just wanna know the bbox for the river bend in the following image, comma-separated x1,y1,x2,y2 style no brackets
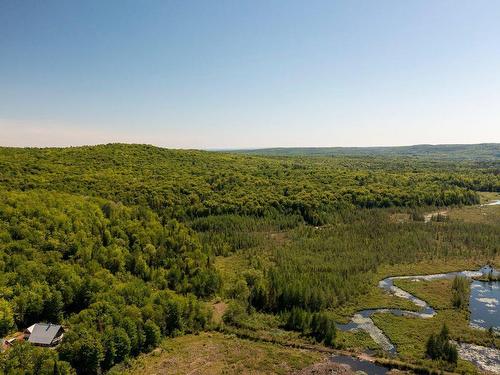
337,266,500,373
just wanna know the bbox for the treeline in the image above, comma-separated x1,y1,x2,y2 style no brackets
0,145,497,224
0,190,216,373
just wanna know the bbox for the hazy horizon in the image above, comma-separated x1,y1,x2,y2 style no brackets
2,1,500,148
1,141,499,152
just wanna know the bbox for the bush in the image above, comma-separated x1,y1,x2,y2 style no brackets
426,324,458,364
222,301,246,326
144,320,162,352
310,312,336,346
285,307,310,332
451,276,469,309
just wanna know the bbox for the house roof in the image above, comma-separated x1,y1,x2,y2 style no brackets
27,323,63,345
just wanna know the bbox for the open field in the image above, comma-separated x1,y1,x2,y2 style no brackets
113,332,325,375
393,278,455,310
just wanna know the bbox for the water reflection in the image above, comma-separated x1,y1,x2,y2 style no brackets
470,280,500,332
330,355,389,375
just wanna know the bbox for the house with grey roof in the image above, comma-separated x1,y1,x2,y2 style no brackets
24,323,64,347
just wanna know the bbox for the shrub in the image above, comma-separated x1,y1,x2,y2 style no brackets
426,324,458,364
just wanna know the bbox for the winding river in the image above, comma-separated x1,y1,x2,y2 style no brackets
337,266,500,373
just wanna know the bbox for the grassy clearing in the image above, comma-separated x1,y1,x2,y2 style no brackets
448,201,500,225
448,193,500,226
331,286,419,323
116,332,324,375
394,278,454,310
477,191,500,204
336,329,380,352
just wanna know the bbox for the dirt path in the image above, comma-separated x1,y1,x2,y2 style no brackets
211,300,228,324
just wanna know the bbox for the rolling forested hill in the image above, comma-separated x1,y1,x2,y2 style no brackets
0,144,499,374
1,144,498,224
236,143,500,162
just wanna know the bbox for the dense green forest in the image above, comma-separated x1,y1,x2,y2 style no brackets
0,190,214,374
0,144,498,224
0,144,499,374
237,143,500,162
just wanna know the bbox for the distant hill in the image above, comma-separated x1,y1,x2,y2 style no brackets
235,143,500,161
1,144,497,221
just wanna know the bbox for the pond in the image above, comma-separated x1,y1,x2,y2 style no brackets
330,355,389,375
470,279,500,333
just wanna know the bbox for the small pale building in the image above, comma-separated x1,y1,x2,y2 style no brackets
24,323,64,347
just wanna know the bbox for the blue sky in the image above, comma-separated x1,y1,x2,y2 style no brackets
1,0,499,148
